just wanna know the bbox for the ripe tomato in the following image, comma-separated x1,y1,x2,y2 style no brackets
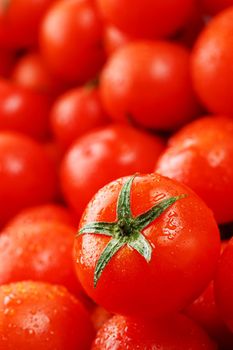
50,86,109,150
75,173,220,318
40,0,105,83
215,237,233,333
97,0,196,39
91,306,112,332
0,0,57,49
0,132,57,226
100,41,199,131
0,49,14,77
12,52,64,95
0,281,94,350
156,116,233,224
192,7,233,116
92,314,216,349
103,26,131,56
0,221,82,296
200,0,233,15
61,125,164,218
6,204,75,229
0,79,51,140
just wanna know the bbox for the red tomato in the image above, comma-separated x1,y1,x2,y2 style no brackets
100,41,199,131
215,237,233,333
156,116,233,224
200,0,233,15
50,86,109,150
0,221,82,296
61,125,165,218
0,0,57,49
6,204,75,229
192,7,233,116
97,0,196,39
91,306,112,332
0,49,14,77
92,314,216,349
0,79,51,140
12,52,64,95
0,281,94,350
40,0,105,83
75,173,220,318
104,26,131,56
0,132,57,226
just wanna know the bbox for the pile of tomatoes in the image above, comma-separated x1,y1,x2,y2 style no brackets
1,0,233,349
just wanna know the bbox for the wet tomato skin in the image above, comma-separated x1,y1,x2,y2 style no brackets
75,173,220,318
0,281,94,350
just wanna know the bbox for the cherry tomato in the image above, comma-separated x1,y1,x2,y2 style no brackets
0,281,94,350
0,79,51,140
0,221,82,296
0,49,14,77
97,0,196,39
103,26,131,56
0,132,57,226
40,0,105,83
50,85,109,150
12,52,64,95
100,41,199,131
192,7,233,116
61,125,165,218
0,0,57,49
91,306,112,332
215,237,233,333
156,116,233,224
6,204,75,229
92,314,216,349
200,0,233,15
75,173,220,318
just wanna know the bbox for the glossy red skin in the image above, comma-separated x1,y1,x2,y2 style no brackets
104,26,131,56
0,79,51,140
40,0,105,83
12,52,64,95
92,314,216,349
6,204,76,229
100,41,199,131
0,0,57,49
200,0,233,15
192,8,233,116
0,49,14,77
0,132,57,226
91,306,112,332
0,281,94,350
61,125,165,218
156,116,233,224
215,237,233,333
0,221,83,296
50,86,109,150
75,173,220,318
97,0,196,39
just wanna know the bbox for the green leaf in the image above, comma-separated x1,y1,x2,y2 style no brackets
117,175,136,221
128,232,152,263
79,222,116,236
94,237,125,287
135,195,186,231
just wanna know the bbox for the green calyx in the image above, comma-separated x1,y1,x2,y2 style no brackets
78,174,186,287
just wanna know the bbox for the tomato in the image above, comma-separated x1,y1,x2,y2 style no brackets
61,125,165,218
91,306,112,332
0,281,94,350
100,41,199,131
215,237,233,333
74,173,220,318
0,221,83,296
156,116,233,224
0,79,51,140
103,26,131,56
192,7,233,116
12,52,64,95
50,85,109,150
0,0,57,49
200,0,233,15
0,49,14,77
40,0,105,83
92,314,216,349
0,132,57,226
97,0,196,39
5,204,75,229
